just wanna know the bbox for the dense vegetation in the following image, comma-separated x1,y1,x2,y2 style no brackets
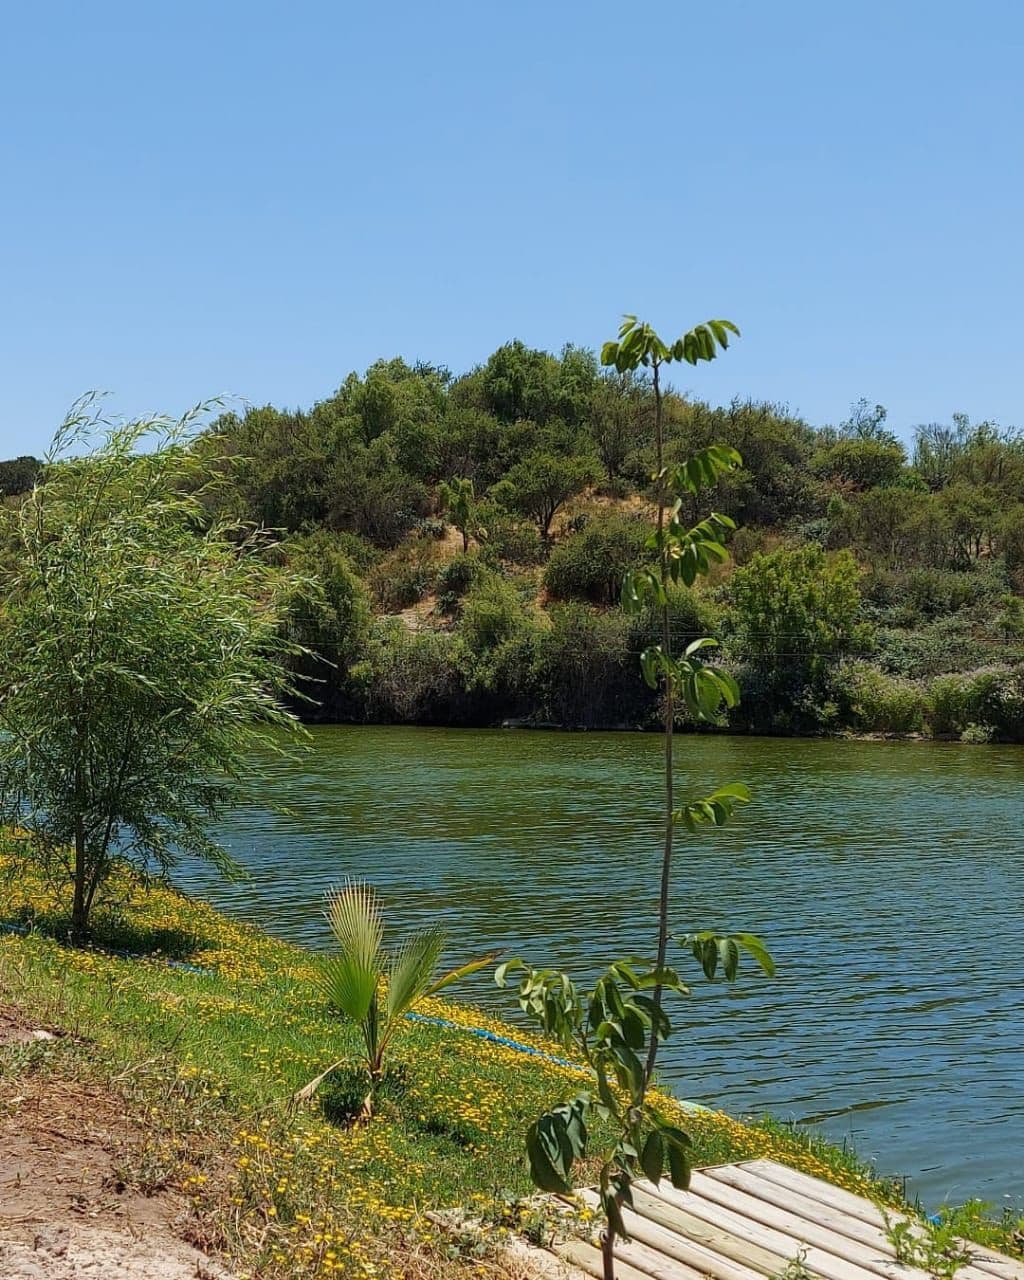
7,349,1024,739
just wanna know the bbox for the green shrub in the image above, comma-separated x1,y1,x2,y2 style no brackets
352,621,466,722
630,583,722,655
926,665,1024,740
474,502,544,566
875,615,986,678
832,662,925,734
533,605,640,727
327,531,381,574
543,513,646,604
458,577,533,657
416,516,448,540
900,565,1005,622
435,553,486,615
277,532,374,716
368,540,442,611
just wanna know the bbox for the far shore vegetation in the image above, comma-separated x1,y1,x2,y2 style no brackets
2,345,1023,742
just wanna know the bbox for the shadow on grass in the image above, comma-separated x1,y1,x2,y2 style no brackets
5,905,203,962
319,1064,409,1127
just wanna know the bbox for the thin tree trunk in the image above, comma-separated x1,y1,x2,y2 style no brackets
71,802,88,942
602,1220,617,1280
644,358,673,1092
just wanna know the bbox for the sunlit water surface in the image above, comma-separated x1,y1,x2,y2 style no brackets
174,726,1024,1209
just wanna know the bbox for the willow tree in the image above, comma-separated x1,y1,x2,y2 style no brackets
0,398,306,940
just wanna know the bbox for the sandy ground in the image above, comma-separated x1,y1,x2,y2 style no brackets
0,1008,233,1280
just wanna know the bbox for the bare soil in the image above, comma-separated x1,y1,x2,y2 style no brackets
0,1006,232,1280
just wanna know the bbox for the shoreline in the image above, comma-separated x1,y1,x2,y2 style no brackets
1,848,1020,1277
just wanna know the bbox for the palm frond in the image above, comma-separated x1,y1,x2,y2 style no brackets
424,949,504,999
321,880,384,1020
319,953,378,1021
386,927,446,1021
324,879,383,964
293,1056,347,1106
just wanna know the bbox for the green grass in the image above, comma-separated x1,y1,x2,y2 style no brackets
1,846,1019,1278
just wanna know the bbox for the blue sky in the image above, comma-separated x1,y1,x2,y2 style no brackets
1,1,1021,455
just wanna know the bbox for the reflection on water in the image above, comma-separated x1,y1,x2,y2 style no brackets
176,726,1024,1208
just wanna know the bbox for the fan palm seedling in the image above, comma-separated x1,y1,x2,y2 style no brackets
295,880,498,1117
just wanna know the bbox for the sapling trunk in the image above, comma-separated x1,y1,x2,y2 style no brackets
602,1220,617,1280
643,357,673,1094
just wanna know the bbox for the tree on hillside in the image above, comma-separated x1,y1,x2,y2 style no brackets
728,544,870,723
588,369,649,480
490,449,596,543
0,399,307,940
0,455,41,498
438,476,478,552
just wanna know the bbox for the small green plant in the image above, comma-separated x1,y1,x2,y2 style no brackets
497,933,773,1276
295,880,498,1117
773,1246,812,1280
881,1207,974,1280
496,309,775,1280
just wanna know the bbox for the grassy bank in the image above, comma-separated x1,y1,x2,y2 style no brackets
0,840,1016,1278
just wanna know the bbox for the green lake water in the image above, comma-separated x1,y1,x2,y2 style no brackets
176,726,1024,1209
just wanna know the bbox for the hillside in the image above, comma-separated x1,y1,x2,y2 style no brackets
5,344,1024,739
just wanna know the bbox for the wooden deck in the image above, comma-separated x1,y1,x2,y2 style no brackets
540,1160,1024,1280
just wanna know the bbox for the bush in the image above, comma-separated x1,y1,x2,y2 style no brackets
630,583,722,655
831,662,925,734
277,533,374,717
327,531,381,574
899,565,1005,624
352,621,466,722
875,614,1009,679
475,502,544,566
812,437,906,491
926,665,1024,740
458,577,533,658
369,540,443,611
533,605,641,727
436,553,486,615
543,513,646,605
723,525,768,566
416,516,448,540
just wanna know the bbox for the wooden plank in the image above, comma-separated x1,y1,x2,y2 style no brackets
713,1163,1024,1280
708,1164,899,1250
740,1161,1024,1280
577,1188,771,1280
637,1177,900,1280
612,1232,733,1280
688,1169,950,1280
552,1237,653,1280
629,1185,794,1277
740,1161,890,1228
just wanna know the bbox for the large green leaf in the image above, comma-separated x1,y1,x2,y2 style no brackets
319,952,378,1021
525,1097,590,1194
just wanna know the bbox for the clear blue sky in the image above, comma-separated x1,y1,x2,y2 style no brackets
1,0,1021,455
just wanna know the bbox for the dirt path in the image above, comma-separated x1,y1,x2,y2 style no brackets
0,1008,233,1280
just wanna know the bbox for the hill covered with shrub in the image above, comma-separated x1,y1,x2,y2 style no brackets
9,344,1024,739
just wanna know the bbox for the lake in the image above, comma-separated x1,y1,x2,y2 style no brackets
176,725,1024,1210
